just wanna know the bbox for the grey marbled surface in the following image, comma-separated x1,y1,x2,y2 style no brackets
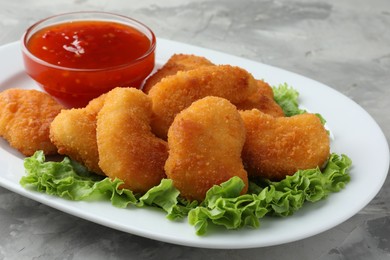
0,0,390,259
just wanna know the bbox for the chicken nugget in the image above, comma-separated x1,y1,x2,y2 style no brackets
84,93,106,114
49,94,106,175
240,109,330,180
97,87,168,193
0,88,64,156
142,54,214,93
236,80,285,117
149,65,258,139
165,96,248,201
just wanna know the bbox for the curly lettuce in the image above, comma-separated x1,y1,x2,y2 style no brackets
20,152,351,235
273,83,306,116
20,151,137,208
273,83,326,124
187,153,351,235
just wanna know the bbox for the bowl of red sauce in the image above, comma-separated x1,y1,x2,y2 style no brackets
21,11,156,107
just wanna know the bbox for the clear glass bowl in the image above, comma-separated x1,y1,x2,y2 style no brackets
21,11,156,107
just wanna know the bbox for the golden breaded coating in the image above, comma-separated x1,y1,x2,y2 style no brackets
97,87,168,193
236,80,285,117
0,88,64,156
50,94,106,175
84,93,106,114
240,109,330,180
142,54,214,93
165,96,248,201
149,65,258,139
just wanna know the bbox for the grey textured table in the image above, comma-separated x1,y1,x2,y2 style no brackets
1,0,390,259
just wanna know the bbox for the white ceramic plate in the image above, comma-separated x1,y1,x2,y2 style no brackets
0,39,389,249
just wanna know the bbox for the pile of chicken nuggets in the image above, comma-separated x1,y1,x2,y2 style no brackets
0,54,330,202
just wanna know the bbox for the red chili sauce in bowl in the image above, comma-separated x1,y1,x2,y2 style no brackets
22,12,156,107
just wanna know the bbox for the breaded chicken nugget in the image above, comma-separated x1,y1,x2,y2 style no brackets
0,88,64,156
240,109,330,180
50,94,106,175
236,80,285,117
142,54,214,93
97,87,168,193
149,65,258,139
84,93,106,114
165,96,248,201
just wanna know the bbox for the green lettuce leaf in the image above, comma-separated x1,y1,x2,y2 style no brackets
20,151,351,235
137,178,180,213
273,83,327,125
273,83,306,116
20,151,137,208
20,151,194,215
188,153,351,235
188,177,270,235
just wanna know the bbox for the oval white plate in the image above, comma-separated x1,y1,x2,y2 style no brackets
0,39,389,249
